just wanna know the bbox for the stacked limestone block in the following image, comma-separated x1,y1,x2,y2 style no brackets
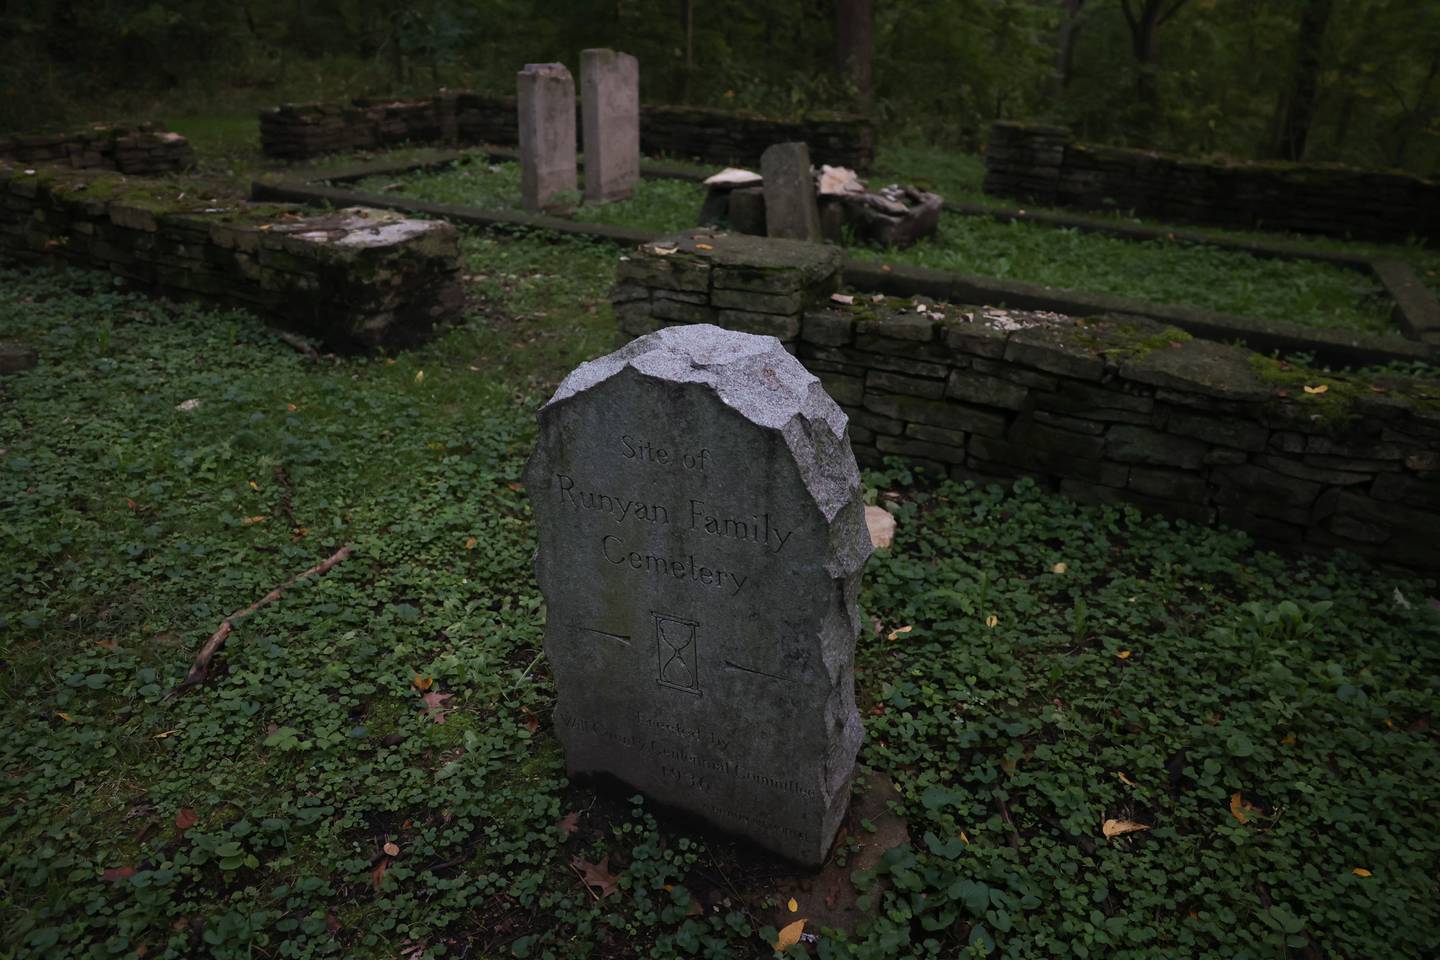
608,231,1440,572
981,121,1073,205
610,229,841,345
983,121,1439,243
639,105,874,170
0,122,193,175
259,92,874,168
0,165,463,351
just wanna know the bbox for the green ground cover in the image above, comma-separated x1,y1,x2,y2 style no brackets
351,156,1395,336
2,243,1438,959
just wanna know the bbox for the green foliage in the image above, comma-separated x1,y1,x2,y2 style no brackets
851,214,1396,335
1,257,1437,958
351,157,702,235
362,152,1394,334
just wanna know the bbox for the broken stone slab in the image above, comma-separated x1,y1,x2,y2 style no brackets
762,142,823,242
524,323,871,866
517,62,578,212
580,49,640,203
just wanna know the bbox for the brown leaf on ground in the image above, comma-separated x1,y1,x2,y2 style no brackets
174,808,198,831
370,858,389,889
383,842,400,857
774,918,807,950
421,691,453,724
1230,792,1258,824
102,866,136,882
572,856,619,898
1102,819,1151,838
556,812,580,838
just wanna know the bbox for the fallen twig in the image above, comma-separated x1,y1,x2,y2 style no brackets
992,788,1023,854
275,330,319,361
165,544,353,698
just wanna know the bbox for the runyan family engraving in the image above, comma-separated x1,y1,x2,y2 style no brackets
525,324,871,865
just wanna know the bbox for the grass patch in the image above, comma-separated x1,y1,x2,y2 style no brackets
361,152,1396,336
850,215,1396,335
351,157,702,235
1,250,1437,958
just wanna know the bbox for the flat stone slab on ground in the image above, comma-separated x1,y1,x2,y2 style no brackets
0,339,37,374
525,323,871,866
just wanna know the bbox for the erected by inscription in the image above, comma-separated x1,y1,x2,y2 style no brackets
525,324,870,865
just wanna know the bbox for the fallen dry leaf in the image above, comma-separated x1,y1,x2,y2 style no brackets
1052,562,1068,574
1303,384,1329,395
787,897,799,913
371,859,388,888
572,856,619,898
694,242,713,251
1117,650,1132,660
241,515,267,526
651,244,678,256
383,842,400,857
102,866,136,882
985,615,999,628
1102,819,1151,838
557,812,580,838
1117,771,1138,787
830,293,855,305
1352,867,1372,878
412,675,434,692
464,536,477,550
886,624,913,641
248,480,260,492
421,691,453,724
960,830,971,845
1229,792,1258,824
174,808,198,831
774,918,807,951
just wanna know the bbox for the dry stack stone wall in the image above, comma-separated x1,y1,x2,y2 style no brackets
612,231,1440,573
984,121,1439,244
261,94,874,169
0,165,463,351
0,123,194,176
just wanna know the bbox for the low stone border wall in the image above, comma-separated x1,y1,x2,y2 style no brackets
253,174,1434,365
260,94,874,169
983,121,1438,245
0,122,193,176
614,231,1440,573
1,165,462,350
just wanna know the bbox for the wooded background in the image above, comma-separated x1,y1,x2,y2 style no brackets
3,0,1437,173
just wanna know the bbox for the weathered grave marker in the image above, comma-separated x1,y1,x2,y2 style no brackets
517,62,577,212
580,48,640,204
761,141,821,241
525,324,870,866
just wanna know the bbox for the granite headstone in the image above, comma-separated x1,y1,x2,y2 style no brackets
580,48,640,203
525,324,870,866
761,141,821,241
517,62,578,212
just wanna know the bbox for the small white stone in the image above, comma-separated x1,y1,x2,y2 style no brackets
865,504,896,549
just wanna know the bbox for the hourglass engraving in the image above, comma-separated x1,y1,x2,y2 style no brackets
653,613,701,695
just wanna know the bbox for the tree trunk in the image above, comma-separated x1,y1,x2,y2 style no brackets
1120,0,1188,138
835,0,874,108
1056,0,1086,92
680,0,694,102
1272,0,1333,160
